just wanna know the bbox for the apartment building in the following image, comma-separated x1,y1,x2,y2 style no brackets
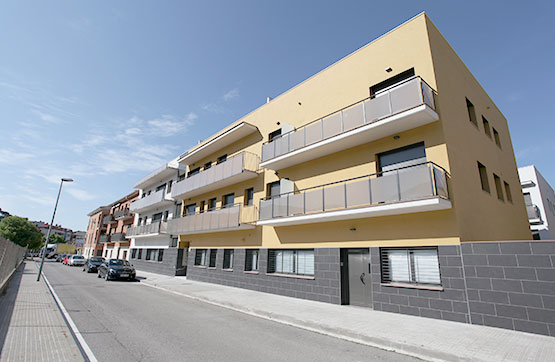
127,13,535,328
84,206,111,258
33,221,74,242
100,191,139,260
518,165,555,240
127,159,187,275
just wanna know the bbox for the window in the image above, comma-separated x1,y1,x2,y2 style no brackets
167,180,173,193
217,154,227,164
131,249,137,259
223,249,234,270
493,128,501,148
137,249,143,259
482,116,492,138
466,98,477,127
187,167,200,177
268,249,314,276
185,203,196,216
199,200,206,213
138,217,142,225
209,249,217,268
268,129,282,142
156,183,166,192
532,232,540,240
369,68,415,98
244,188,254,206
146,249,158,261
380,247,441,286
478,162,490,193
245,249,259,271
163,210,169,221
158,249,164,262
267,181,281,199
208,198,217,211
170,237,178,247
223,193,235,208
204,162,212,170
493,174,504,201
194,249,208,266
177,173,185,182
152,213,163,222
175,202,182,217
377,142,426,173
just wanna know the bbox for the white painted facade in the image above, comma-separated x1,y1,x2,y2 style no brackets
518,165,555,240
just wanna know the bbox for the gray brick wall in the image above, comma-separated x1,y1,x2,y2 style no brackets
370,245,470,324
186,248,341,304
462,241,555,336
131,247,183,276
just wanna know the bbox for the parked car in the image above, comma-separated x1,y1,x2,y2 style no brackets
97,259,136,281
56,254,66,262
62,254,72,265
68,255,85,266
83,257,105,273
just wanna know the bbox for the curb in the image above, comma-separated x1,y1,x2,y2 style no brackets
140,281,460,362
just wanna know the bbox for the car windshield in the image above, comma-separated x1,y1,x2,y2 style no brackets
109,260,130,266
90,257,103,262
73,256,84,259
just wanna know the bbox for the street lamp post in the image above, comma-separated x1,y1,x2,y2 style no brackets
37,178,73,282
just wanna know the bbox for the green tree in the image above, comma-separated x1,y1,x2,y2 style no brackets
0,216,43,249
48,234,66,244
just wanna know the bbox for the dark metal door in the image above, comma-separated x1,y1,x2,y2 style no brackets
347,249,372,307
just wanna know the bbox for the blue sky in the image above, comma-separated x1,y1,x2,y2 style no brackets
1,1,554,231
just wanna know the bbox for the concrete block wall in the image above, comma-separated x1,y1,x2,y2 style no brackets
462,241,555,336
370,245,470,324
186,248,342,304
131,247,180,276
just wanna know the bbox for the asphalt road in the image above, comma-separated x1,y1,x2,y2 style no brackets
42,260,417,362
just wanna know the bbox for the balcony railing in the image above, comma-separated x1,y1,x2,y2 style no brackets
259,162,448,222
114,209,133,220
167,204,257,235
99,234,110,243
261,77,436,165
110,232,127,242
126,221,167,237
172,151,259,199
129,189,169,213
526,204,542,223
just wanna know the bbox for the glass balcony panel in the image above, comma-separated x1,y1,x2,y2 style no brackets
259,199,273,220
223,158,233,177
342,102,364,131
231,153,243,175
371,173,399,204
209,210,219,230
217,208,228,229
399,165,433,200
305,121,323,146
389,79,420,114
213,162,224,182
288,193,304,216
421,81,435,109
322,113,342,139
346,179,371,208
275,134,289,157
433,167,448,198
290,128,305,151
364,92,391,123
262,142,274,162
305,188,323,214
273,196,288,218
324,184,345,211
229,206,240,227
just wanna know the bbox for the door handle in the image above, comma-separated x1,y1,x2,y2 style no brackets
360,272,366,285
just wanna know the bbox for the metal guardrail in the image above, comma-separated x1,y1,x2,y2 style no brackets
259,162,448,221
99,234,110,243
129,189,166,213
102,215,116,224
127,221,168,237
167,204,257,235
171,151,259,199
261,76,435,162
114,209,133,220
110,232,127,242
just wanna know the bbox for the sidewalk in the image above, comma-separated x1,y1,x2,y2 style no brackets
138,270,555,362
0,261,84,362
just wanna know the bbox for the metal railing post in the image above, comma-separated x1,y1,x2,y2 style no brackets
396,170,401,201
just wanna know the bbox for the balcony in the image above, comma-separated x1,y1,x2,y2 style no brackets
129,189,173,214
172,152,259,200
114,209,134,221
102,215,117,225
257,162,450,227
526,204,542,225
110,232,127,242
127,221,168,238
99,234,110,243
167,204,256,235
260,77,438,170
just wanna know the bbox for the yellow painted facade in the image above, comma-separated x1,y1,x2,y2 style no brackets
177,13,531,250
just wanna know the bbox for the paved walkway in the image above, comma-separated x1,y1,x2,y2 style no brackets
0,261,84,362
138,270,555,362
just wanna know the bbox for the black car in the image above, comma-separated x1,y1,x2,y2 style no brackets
97,259,136,281
83,256,105,273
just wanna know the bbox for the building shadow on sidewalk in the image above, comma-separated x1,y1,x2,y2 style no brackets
0,262,25,355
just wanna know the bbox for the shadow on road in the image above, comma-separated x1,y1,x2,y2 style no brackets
0,262,25,355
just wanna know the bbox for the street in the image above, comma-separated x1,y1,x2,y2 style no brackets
41,260,416,362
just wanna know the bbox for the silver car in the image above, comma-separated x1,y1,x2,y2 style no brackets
68,255,85,266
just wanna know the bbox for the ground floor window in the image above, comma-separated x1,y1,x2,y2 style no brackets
268,249,315,276
131,249,137,259
223,249,234,270
158,249,164,262
209,249,217,267
146,249,158,261
245,249,259,271
137,249,142,259
380,247,441,286
194,249,208,266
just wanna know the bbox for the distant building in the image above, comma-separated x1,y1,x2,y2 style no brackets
32,221,73,242
72,231,86,247
518,165,555,240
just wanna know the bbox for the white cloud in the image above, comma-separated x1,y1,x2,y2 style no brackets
200,103,226,114
0,149,34,165
223,88,239,102
66,188,96,201
31,109,60,123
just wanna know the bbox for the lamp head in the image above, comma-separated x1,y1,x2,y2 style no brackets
61,178,74,182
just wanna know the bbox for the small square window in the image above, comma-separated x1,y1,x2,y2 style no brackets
482,116,492,138
504,181,512,203
217,154,227,164
493,128,502,148
194,249,208,266
223,249,234,270
493,174,504,201
244,188,254,206
245,249,259,271
477,162,490,193
466,98,477,127
208,198,217,211
380,247,441,286
223,193,235,208
204,162,212,170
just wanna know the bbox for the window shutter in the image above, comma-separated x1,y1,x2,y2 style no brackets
209,249,217,267
245,250,253,271
413,249,441,284
195,250,202,265
267,250,277,273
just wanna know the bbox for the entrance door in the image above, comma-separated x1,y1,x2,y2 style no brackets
345,249,372,307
